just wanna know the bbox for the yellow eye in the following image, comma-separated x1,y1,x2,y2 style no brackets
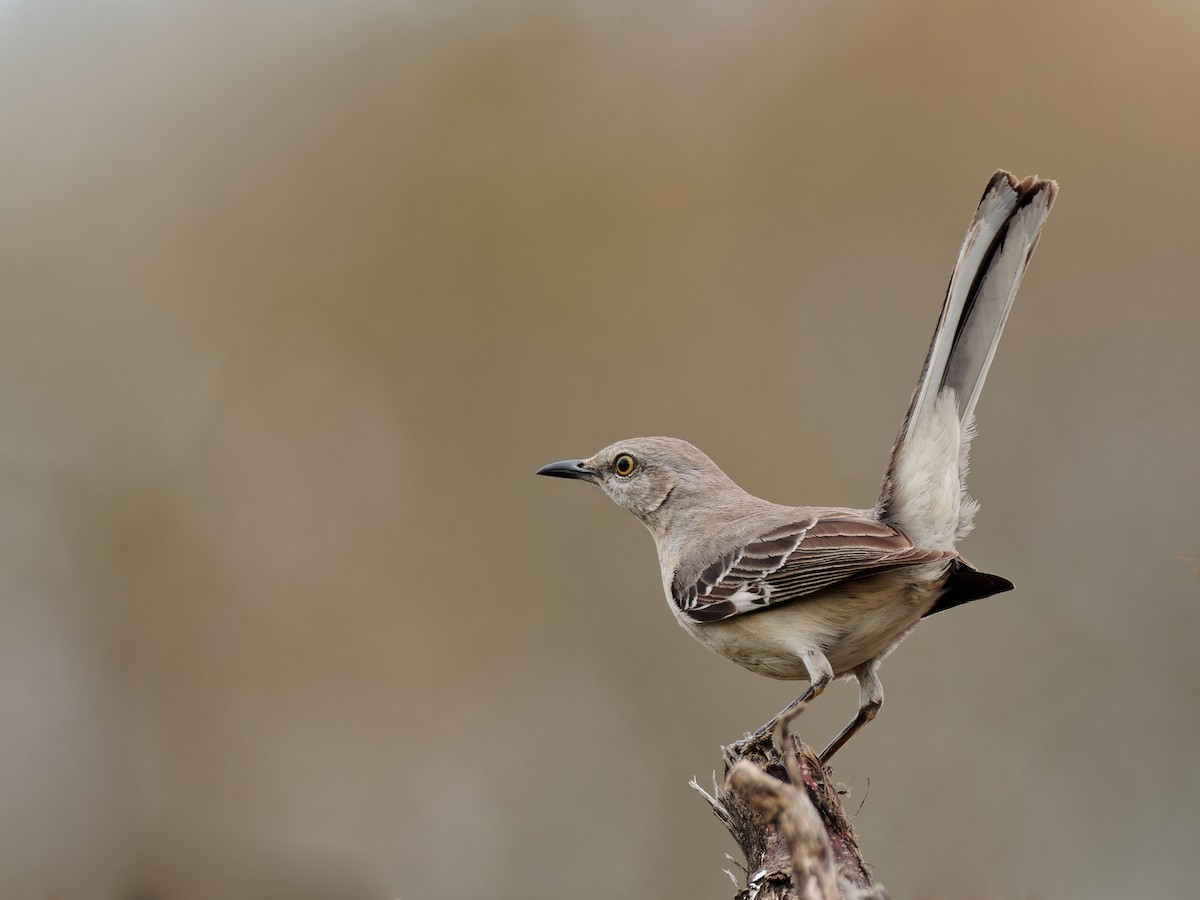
613,453,637,477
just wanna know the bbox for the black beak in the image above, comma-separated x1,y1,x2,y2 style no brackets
536,459,599,482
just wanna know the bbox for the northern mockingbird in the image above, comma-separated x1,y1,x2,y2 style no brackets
538,171,1056,762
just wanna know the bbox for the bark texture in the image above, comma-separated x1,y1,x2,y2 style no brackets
691,731,890,900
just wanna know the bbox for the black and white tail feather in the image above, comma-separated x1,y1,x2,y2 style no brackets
879,172,1056,543
879,171,1056,613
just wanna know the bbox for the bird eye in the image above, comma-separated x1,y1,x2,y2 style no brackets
613,453,637,477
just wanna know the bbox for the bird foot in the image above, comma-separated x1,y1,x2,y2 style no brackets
721,726,777,769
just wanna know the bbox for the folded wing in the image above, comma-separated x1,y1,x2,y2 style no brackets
673,515,955,623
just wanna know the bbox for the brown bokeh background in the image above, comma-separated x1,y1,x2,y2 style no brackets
3,1,1199,897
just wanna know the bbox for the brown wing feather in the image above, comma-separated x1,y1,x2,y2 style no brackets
674,515,954,623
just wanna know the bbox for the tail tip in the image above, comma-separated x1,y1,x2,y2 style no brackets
988,169,1059,211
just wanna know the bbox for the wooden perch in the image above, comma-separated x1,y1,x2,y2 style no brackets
691,731,890,900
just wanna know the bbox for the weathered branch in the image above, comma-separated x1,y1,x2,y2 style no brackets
692,731,889,900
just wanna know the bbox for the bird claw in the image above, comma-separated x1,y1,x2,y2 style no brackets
721,727,776,768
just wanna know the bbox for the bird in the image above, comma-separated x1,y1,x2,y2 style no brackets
537,171,1056,763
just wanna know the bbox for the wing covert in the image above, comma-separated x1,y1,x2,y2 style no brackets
672,514,953,623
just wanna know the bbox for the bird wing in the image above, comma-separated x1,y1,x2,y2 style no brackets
672,514,954,623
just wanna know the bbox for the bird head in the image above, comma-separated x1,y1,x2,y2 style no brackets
536,436,740,529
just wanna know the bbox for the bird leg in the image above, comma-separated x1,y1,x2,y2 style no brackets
776,649,834,746
818,662,884,764
724,650,844,764
725,649,833,759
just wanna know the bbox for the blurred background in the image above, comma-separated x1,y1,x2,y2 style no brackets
2,1,1199,897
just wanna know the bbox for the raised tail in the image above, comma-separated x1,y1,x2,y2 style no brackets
878,171,1056,545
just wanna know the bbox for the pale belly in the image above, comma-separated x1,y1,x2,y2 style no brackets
672,567,946,680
